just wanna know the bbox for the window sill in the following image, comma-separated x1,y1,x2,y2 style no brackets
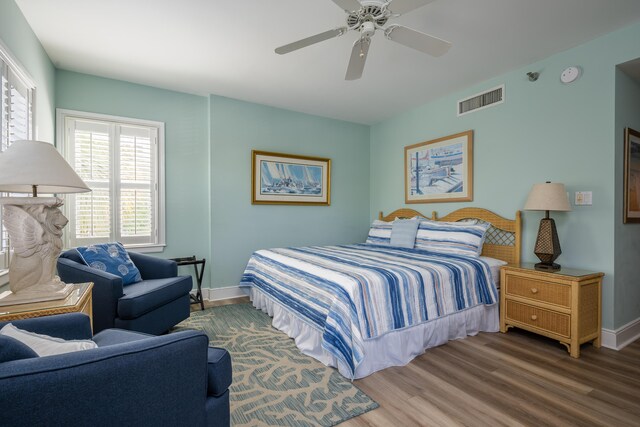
124,243,166,254
65,243,166,254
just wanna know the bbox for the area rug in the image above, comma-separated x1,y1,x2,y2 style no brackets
174,303,378,426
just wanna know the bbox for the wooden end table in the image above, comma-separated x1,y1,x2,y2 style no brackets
0,282,94,331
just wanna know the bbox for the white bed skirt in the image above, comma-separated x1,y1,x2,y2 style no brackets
248,288,499,379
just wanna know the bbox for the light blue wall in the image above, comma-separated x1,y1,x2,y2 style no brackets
209,95,371,288
371,22,640,330
0,0,55,142
55,71,211,280
0,0,55,291
52,76,371,290
614,68,640,328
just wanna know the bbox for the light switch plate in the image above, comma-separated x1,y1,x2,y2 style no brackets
575,191,592,206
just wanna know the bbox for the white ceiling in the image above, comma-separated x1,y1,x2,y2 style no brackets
15,0,640,124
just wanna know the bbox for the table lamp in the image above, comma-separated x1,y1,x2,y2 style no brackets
524,181,571,271
0,140,90,305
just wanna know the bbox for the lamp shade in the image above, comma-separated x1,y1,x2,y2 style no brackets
0,140,90,194
524,182,571,212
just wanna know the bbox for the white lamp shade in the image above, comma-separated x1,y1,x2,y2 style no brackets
0,140,90,194
524,182,572,212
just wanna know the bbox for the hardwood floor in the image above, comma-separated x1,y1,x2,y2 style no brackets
195,300,640,426
344,331,640,427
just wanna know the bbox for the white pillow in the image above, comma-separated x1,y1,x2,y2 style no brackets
0,323,97,357
457,218,479,225
479,256,508,287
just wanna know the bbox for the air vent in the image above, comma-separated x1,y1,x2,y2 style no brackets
457,85,504,116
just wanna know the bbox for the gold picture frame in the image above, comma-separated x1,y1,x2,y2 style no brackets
404,130,473,204
251,150,331,205
623,127,640,223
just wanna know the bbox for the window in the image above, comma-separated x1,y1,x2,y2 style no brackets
0,41,35,272
58,110,165,252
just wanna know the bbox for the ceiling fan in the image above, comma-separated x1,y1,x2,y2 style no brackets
275,0,452,80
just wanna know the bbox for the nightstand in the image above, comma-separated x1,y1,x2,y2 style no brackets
500,264,603,358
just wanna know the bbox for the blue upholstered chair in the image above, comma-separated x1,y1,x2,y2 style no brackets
57,249,192,334
0,313,231,427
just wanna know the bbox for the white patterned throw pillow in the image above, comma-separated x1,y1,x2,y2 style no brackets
0,323,97,357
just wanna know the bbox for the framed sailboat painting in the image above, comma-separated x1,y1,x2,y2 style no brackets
252,150,331,205
404,130,473,204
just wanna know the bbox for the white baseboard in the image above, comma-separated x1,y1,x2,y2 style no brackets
601,317,640,350
196,285,249,302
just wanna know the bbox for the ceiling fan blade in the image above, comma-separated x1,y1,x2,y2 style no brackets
331,0,362,13
275,27,348,54
385,25,451,57
345,38,371,81
387,0,435,15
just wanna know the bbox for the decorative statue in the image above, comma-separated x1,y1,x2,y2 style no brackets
1,197,73,302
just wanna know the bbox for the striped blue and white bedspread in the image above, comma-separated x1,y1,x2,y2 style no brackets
239,244,497,378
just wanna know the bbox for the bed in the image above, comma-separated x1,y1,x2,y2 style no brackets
239,207,521,379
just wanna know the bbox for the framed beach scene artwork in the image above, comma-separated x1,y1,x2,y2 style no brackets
404,130,473,204
252,150,331,205
624,127,640,223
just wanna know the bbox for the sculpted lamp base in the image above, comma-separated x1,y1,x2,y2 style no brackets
0,197,74,307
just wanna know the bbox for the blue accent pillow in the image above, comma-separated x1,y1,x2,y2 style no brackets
0,334,38,363
76,243,142,285
390,219,420,248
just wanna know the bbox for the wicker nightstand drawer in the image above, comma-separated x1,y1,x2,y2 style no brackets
504,275,571,307
505,300,570,338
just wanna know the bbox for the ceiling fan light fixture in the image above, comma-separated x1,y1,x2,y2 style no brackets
360,21,376,37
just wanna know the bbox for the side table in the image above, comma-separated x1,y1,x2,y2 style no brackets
500,264,603,358
171,256,205,310
0,282,94,330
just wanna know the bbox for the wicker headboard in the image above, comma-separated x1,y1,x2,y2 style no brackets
378,207,521,265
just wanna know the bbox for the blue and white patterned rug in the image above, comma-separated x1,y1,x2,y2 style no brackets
175,303,378,426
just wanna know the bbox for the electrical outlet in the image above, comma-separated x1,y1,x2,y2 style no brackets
575,191,592,206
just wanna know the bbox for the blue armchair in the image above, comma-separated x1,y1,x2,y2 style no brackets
0,313,231,427
57,249,192,334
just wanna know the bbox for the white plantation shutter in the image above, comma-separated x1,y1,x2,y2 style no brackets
8,69,32,144
0,62,8,269
62,111,164,250
1,63,7,153
0,48,35,271
69,119,111,243
119,125,155,244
